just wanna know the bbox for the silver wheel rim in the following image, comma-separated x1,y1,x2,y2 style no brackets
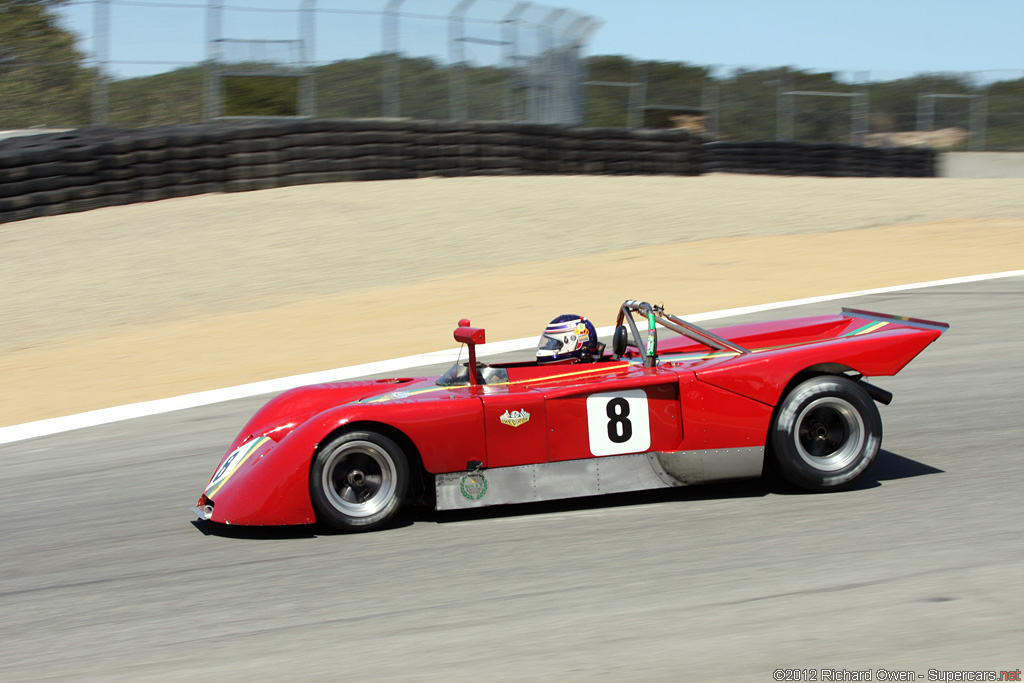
321,440,397,518
794,397,865,472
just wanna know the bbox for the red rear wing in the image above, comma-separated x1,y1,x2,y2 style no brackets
842,308,950,333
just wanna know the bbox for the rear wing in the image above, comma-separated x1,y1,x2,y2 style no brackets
842,308,950,333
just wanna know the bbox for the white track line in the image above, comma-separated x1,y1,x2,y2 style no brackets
2,269,1021,446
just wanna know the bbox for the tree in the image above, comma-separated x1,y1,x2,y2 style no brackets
985,77,1024,151
106,66,205,126
0,0,93,127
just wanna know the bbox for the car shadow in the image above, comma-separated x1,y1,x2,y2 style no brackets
190,519,320,539
755,448,944,495
868,448,946,481
190,514,415,539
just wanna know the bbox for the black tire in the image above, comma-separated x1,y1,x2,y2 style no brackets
309,430,409,532
768,375,881,491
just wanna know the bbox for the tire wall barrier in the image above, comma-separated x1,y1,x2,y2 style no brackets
0,119,934,224
701,140,936,178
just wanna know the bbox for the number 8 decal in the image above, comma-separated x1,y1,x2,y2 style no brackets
586,389,651,456
606,397,632,443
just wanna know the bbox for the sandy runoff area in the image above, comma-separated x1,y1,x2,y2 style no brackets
1,174,1022,427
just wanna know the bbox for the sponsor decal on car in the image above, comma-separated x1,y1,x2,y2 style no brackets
843,321,890,336
499,409,531,427
204,436,272,498
460,474,488,501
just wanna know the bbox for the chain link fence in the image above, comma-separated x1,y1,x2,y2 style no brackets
2,1,1023,150
588,64,1024,151
9,0,596,128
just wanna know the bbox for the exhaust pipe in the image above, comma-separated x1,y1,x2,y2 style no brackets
858,379,893,406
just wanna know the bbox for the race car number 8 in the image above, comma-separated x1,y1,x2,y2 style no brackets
586,389,651,456
606,398,632,443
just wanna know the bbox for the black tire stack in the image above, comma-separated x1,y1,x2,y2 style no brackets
402,121,700,177
699,140,936,177
879,146,936,177
0,127,226,223
1,120,936,224
556,127,700,176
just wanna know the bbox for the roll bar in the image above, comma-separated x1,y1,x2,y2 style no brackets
614,300,749,367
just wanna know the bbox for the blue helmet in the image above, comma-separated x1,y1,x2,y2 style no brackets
537,314,599,364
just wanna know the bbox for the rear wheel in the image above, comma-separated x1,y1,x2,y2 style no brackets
769,375,881,491
310,430,409,532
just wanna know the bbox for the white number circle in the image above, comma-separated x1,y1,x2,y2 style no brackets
586,389,651,456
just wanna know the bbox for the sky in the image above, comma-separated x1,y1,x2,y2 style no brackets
570,0,1023,81
56,0,1023,82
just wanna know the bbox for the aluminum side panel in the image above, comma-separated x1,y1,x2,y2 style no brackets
435,446,765,511
652,447,764,485
436,452,671,510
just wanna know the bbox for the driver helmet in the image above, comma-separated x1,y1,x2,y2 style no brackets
537,314,599,364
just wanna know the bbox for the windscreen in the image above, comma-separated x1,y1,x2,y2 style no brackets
436,362,509,387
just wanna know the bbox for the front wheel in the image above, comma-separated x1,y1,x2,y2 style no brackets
310,430,409,532
768,375,882,492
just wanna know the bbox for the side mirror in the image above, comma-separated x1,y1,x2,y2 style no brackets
454,319,486,346
612,324,629,357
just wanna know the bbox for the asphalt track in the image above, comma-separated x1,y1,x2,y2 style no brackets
1,276,1022,681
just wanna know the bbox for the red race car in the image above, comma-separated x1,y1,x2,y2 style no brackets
193,300,947,532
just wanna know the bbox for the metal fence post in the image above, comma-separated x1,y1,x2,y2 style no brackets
627,61,646,128
565,16,597,125
382,0,403,117
91,0,111,125
917,83,936,134
853,91,869,146
776,77,793,141
853,71,870,146
300,0,316,117
501,2,529,121
702,72,720,139
536,8,565,123
204,0,224,121
970,93,987,151
447,0,474,121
